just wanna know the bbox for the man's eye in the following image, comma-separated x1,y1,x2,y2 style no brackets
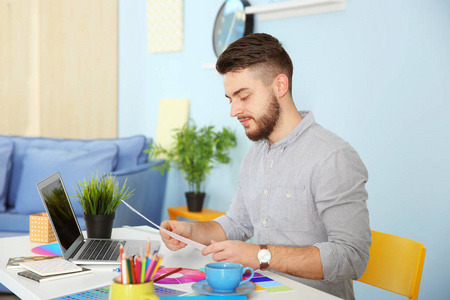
241,96,249,101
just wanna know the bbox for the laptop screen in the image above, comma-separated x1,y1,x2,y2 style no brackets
38,173,82,253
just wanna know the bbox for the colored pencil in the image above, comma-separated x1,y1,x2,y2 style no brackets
118,247,166,284
150,256,163,280
146,256,150,270
121,257,127,284
146,238,151,257
145,253,159,282
126,258,133,284
140,256,146,283
154,267,182,283
130,257,136,283
119,244,124,283
134,256,141,284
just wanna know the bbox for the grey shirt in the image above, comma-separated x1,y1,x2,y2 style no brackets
215,111,371,300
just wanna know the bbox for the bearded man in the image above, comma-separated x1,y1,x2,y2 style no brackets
159,33,371,300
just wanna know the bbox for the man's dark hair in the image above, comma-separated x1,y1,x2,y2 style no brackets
216,33,293,95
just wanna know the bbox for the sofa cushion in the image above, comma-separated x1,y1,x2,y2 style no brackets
6,134,148,167
11,144,118,216
0,138,13,212
99,135,149,169
5,135,149,207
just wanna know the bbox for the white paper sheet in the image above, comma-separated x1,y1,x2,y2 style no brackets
121,200,207,250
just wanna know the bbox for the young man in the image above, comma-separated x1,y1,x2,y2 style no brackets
160,33,371,300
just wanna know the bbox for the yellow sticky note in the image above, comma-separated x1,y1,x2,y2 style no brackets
155,98,190,158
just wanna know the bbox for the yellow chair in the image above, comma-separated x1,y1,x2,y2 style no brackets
358,230,426,300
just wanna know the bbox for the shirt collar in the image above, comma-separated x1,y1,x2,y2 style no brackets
262,110,315,150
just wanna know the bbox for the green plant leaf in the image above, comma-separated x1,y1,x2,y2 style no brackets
145,120,237,194
72,172,135,215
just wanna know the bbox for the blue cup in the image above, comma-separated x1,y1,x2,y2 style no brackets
205,262,254,292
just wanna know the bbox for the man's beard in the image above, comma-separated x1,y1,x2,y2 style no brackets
245,94,281,142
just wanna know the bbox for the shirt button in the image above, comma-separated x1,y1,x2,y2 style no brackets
263,219,267,225
264,190,268,195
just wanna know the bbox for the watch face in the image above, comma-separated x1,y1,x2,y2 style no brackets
258,249,271,262
212,0,254,58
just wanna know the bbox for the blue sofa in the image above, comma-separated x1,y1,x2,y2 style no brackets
0,134,167,238
0,135,168,293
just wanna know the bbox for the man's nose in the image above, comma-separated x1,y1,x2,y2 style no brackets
230,100,243,118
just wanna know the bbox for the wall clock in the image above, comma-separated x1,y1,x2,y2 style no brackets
212,0,254,58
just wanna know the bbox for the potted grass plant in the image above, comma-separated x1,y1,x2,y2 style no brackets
146,121,237,212
73,173,134,238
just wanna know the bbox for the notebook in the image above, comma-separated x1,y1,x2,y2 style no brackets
6,256,62,269
18,267,92,283
20,258,81,276
36,172,160,266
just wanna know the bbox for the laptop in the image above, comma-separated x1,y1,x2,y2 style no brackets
36,172,160,265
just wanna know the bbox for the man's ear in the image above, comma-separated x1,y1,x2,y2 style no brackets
274,74,289,98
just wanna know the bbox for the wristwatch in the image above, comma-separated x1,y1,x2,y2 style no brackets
257,245,271,271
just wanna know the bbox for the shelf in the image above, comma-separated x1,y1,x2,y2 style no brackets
245,0,345,21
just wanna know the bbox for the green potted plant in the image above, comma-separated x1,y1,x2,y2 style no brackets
146,121,237,212
73,173,134,238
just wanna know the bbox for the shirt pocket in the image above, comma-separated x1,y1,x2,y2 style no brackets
273,186,308,232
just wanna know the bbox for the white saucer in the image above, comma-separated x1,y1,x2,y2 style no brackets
192,279,256,296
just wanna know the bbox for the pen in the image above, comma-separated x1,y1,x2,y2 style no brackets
154,267,182,283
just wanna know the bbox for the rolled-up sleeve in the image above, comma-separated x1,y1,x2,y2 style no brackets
313,147,371,282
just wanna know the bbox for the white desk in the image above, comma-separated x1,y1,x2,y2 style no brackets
0,226,340,300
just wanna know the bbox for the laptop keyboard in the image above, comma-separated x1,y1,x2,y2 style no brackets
78,240,124,261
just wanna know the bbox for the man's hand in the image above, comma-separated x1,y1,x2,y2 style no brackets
202,240,260,270
160,220,193,251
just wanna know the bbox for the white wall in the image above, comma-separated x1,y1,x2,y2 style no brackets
118,1,450,299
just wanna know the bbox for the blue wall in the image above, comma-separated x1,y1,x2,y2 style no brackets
118,1,450,299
